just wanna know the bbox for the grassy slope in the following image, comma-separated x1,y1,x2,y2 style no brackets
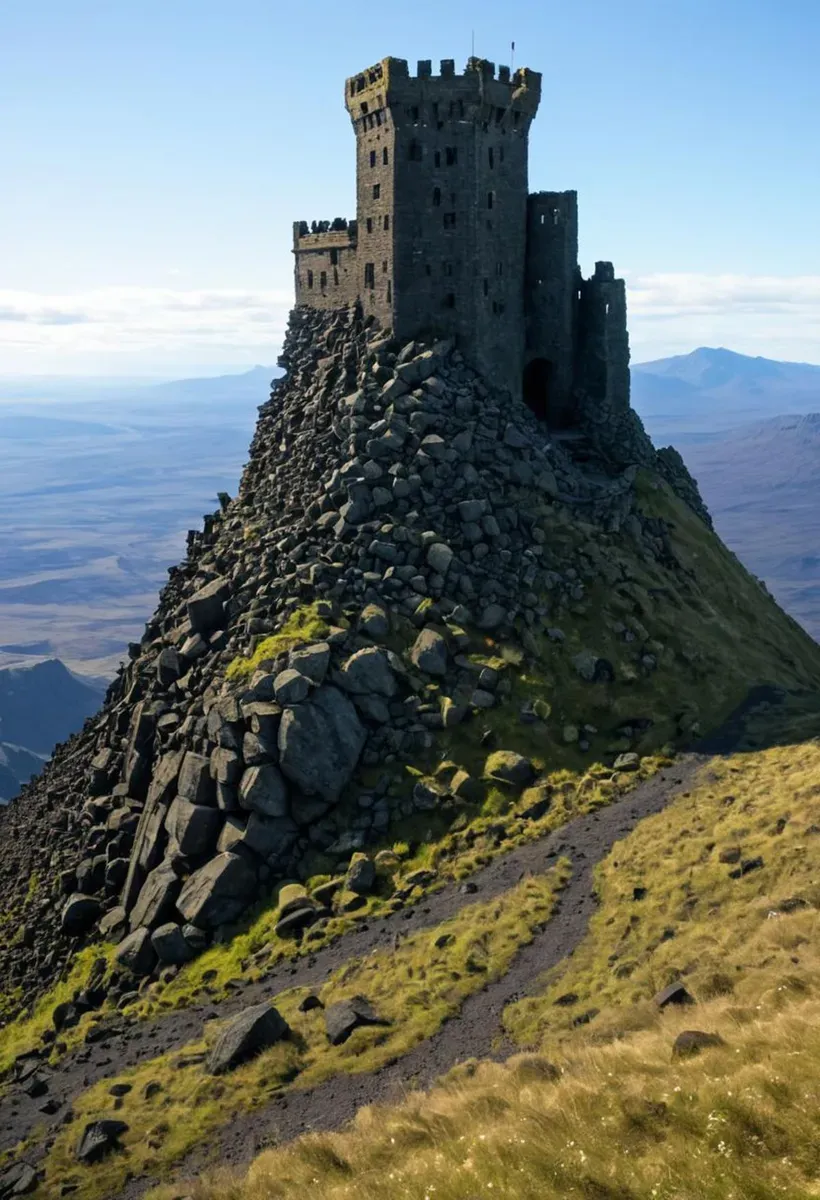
178,697,820,1200
29,869,569,1200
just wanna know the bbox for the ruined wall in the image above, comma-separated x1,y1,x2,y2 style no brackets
345,56,541,398
293,220,359,310
524,191,579,426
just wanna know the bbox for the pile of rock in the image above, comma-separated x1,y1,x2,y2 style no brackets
0,302,710,1005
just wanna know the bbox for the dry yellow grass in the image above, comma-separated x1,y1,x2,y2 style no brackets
164,702,820,1200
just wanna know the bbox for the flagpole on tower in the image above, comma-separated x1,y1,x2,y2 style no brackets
511,40,515,72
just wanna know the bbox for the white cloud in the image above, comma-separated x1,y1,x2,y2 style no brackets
1,275,819,375
624,273,820,363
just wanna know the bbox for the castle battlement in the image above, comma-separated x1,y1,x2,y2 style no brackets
292,54,630,427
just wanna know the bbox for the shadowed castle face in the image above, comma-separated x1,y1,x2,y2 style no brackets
293,56,629,429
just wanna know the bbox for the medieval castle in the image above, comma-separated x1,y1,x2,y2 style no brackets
292,55,630,429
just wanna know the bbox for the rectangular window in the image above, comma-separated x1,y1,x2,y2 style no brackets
446,146,457,166
382,259,388,273
434,150,441,167
382,147,389,164
366,217,373,233
489,147,495,168
384,214,390,229
364,262,375,289
307,270,314,289
432,187,441,207
369,149,376,167
443,212,456,228
386,280,392,302
320,271,327,289
483,279,489,296
443,292,456,308
333,268,339,285
329,248,339,265
373,183,381,199
487,191,494,209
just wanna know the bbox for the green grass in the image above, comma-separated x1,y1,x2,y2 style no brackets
225,603,332,680
166,698,820,1200
35,869,569,1200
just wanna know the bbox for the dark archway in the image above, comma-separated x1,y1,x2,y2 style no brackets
522,357,554,423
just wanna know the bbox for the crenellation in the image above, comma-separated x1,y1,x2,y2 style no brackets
295,53,634,446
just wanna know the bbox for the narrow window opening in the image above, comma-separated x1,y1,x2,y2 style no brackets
307,270,314,289
366,217,373,233
443,292,456,309
369,149,376,167
408,139,422,161
329,248,339,266
382,147,389,164
434,150,441,167
605,303,610,315
432,187,441,206
540,213,545,225
483,279,489,296
384,213,390,230
372,183,381,199
445,146,457,165
360,100,369,114
488,147,495,168
552,208,560,225
382,259,388,273
487,191,494,209
333,268,339,285
364,262,375,289
320,271,327,289
375,110,382,126
386,280,392,302
443,212,456,229
425,264,432,276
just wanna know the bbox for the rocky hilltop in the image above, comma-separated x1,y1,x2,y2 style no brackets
1,303,819,1018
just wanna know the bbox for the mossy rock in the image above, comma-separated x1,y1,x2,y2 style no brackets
483,751,536,790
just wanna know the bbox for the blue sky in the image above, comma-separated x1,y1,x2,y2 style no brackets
1,0,818,374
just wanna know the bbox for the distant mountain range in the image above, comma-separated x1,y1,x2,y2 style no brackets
0,659,105,802
632,347,820,438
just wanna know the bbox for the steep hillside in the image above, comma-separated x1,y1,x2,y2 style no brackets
676,412,820,640
1,307,820,1198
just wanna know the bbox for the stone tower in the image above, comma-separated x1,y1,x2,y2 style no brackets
293,55,632,433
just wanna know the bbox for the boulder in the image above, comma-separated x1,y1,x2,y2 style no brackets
242,812,299,862
484,751,535,789
358,605,389,640
114,928,156,977
151,922,196,965
156,647,181,687
177,752,215,806
614,752,640,772
409,628,448,676
239,763,289,818
338,647,396,697
0,1161,37,1196
273,668,311,705
176,852,257,929
129,859,180,931
672,1030,725,1059
207,1002,290,1074
426,542,453,574
61,894,101,937
278,686,366,803
75,1119,129,1164
165,797,222,858
324,995,388,1045
289,642,331,684
187,577,229,634
654,982,694,1008
345,853,376,896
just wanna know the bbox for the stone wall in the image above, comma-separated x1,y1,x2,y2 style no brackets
293,220,359,311
524,191,580,426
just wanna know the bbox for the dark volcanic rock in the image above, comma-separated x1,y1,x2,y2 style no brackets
324,994,388,1045
207,1002,290,1074
176,852,257,929
278,686,366,803
75,1119,129,1164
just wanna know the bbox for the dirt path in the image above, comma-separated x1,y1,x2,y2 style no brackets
1,687,774,1189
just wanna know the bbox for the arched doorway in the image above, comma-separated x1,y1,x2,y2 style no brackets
522,357,554,423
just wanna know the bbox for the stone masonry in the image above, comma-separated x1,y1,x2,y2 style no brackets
293,55,633,441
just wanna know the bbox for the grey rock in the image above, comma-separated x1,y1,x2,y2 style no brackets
339,647,397,696
239,763,289,818
0,1161,37,1196
614,752,640,772
278,686,366,803
426,542,453,574
654,982,694,1008
187,576,229,634
129,859,180,930
409,628,448,676
207,1002,290,1074
151,922,196,965
358,604,389,640
177,752,215,806
289,641,331,684
210,747,243,786
243,812,298,862
114,927,157,977
273,668,311,705
176,852,257,929
672,1030,724,1059
324,995,387,1045
165,797,222,858
156,647,181,687
345,855,376,895
478,604,506,630
61,894,101,936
